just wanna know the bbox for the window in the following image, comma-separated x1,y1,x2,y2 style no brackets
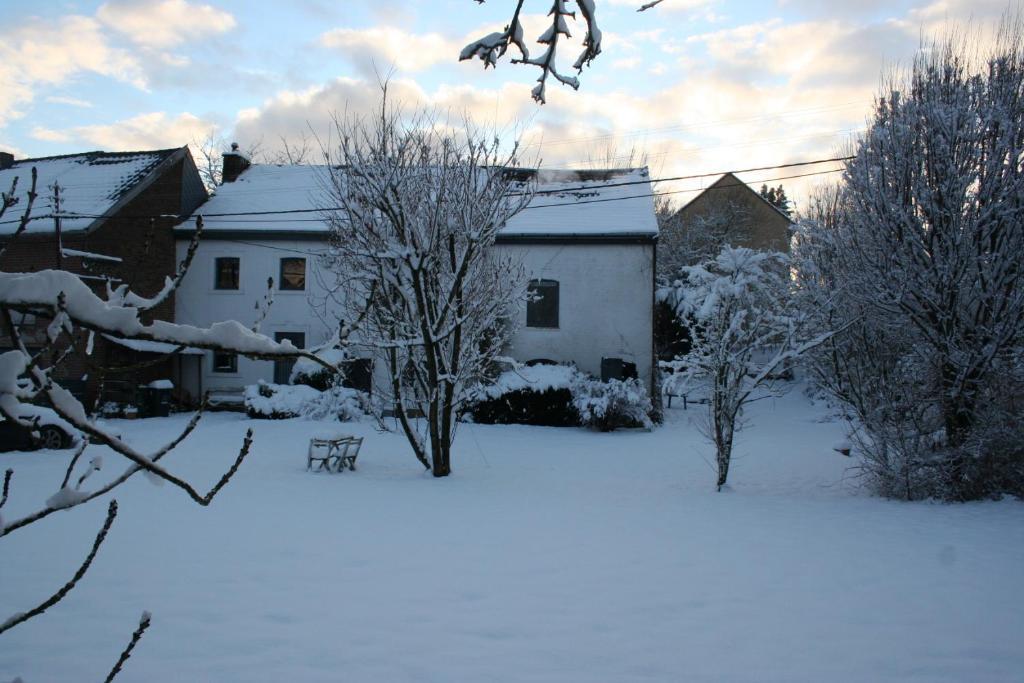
280,257,306,291
212,352,237,373
214,257,240,290
526,279,559,328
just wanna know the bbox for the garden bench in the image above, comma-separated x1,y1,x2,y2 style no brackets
307,432,363,472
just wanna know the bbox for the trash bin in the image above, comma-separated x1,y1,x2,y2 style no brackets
137,380,173,418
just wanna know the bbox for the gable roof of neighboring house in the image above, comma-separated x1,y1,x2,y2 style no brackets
674,172,793,224
0,147,190,236
176,165,658,242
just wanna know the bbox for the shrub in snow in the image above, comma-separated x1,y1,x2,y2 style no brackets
289,344,348,391
244,381,370,422
469,364,581,427
469,364,654,431
572,377,653,432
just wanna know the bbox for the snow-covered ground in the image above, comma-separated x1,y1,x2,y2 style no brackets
2,387,1022,682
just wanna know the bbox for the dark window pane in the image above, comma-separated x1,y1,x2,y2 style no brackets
273,331,305,384
280,258,306,291
212,352,237,373
526,279,559,328
214,257,240,290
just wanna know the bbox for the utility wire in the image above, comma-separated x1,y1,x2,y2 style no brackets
97,166,843,259
0,156,851,226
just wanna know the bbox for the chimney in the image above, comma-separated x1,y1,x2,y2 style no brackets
0,152,13,171
221,142,250,183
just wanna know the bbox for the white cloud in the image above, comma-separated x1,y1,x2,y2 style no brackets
318,26,458,73
68,111,216,150
0,15,146,127
44,96,95,108
30,126,73,143
97,0,236,49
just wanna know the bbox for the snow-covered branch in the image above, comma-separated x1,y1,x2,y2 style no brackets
462,0,605,103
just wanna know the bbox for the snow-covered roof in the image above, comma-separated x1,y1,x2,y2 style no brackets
177,165,658,239
0,149,180,235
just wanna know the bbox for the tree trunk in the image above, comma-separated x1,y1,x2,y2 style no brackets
714,412,733,491
431,441,451,477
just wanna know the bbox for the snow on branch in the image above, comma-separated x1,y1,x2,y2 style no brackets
463,0,608,103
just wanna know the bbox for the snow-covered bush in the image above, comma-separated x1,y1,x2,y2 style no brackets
289,344,348,391
572,377,653,432
469,364,582,426
469,364,654,431
302,385,375,422
244,381,370,421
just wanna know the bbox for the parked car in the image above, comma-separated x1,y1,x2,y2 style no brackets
0,408,77,452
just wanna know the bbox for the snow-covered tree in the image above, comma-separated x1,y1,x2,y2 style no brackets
461,1,666,102
794,22,1024,500
0,178,332,678
665,247,830,490
320,100,533,477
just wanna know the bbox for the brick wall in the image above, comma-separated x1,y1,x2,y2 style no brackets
0,155,205,405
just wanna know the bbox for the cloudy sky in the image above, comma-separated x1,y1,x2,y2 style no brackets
0,0,1011,208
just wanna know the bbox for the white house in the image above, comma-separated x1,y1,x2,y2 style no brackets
173,153,658,402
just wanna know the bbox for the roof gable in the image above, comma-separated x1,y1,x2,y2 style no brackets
675,172,793,224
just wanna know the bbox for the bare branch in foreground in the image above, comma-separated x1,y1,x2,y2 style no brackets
104,610,152,683
0,500,117,635
0,167,37,259
0,400,211,537
1,468,11,510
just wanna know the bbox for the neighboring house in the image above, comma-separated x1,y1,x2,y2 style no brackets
658,172,793,281
173,150,658,402
0,147,208,404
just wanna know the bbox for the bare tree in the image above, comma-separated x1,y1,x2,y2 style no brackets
320,97,533,477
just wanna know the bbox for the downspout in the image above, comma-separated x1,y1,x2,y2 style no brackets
650,236,660,411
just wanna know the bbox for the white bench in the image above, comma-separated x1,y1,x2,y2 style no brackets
307,432,364,472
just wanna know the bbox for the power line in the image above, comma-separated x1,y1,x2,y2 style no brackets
42,165,840,260
0,155,849,226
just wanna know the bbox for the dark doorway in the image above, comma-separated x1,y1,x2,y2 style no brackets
273,331,305,384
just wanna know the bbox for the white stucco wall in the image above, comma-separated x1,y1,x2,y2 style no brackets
498,242,655,388
174,238,337,397
175,237,656,398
